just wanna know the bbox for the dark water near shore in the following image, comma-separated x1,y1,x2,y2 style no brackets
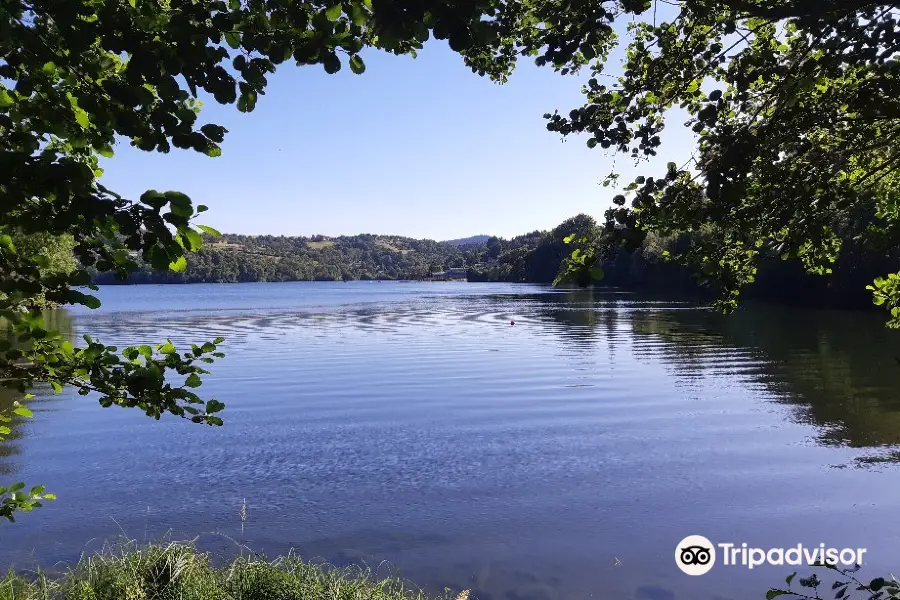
2,282,900,600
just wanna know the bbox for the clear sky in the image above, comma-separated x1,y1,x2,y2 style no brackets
99,38,687,241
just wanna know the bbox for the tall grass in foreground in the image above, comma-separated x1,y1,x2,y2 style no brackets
0,542,464,600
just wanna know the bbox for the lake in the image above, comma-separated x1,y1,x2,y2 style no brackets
2,281,900,600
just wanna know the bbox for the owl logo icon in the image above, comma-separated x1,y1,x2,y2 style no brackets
676,535,716,575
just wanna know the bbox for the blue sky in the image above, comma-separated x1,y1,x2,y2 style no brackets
100,38,687,240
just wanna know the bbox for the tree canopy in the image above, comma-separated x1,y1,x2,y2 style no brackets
550,0,900,324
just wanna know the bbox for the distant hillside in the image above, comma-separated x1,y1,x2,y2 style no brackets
443,235,491,246
88,216,600,285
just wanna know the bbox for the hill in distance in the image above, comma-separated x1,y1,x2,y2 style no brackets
442,235,491,246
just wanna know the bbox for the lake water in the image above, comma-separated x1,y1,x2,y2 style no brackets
2,282,900,600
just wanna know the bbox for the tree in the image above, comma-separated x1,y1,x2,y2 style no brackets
485,236,503,259
548,0,900,324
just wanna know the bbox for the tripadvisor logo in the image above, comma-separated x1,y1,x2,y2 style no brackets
676,535,716,576
675,536,867,576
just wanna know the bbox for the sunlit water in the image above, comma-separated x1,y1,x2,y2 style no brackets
2,282,900,600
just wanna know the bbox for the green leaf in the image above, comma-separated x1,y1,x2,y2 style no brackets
237,91,257,112
183,228,204,251
158,340,176,354
349,55,366,74
73,289,99,308
349,3,366,25
184,373,202,388
197,225,222,237
140,190,167,209
167,192,193,217
325,4,342,21
766,591,788,599
0,88,13,107
224,32,240,49
12,407,33,418
169,256,188,272
786,573,796,586
323,53,341,74
74,110,90,129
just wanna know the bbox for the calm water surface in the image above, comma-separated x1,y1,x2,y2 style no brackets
2,282,900,600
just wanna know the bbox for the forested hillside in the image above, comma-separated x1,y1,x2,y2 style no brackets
89,216,600,285
88,210,900,313
91,233,477,283
443,235,491,246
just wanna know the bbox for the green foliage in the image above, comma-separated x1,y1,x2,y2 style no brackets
0,396,57,522
86,218,604,285
469,215,600,284
768,563,900,600
562,221,900,311
545,0,900,325
228,563,303,600
867,273,900,328
0,542,455,600
90,233,489,283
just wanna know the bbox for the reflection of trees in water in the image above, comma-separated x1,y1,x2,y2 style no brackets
494,289,900,461
8,299,900,465
626,301,900,458
0,310,74,475
487,288,623,351
0,387,25,476
1,309,74,346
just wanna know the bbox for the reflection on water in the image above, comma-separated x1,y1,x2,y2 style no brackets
1,310,74,476
485,288,900,461
1,283,899,600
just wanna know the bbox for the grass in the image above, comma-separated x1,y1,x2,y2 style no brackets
306,241,335,249
0,542,464,600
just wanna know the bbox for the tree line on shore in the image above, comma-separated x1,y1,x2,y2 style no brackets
80,208,900,312
83,217,593,285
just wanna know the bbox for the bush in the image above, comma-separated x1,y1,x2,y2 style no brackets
227,562,302,600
